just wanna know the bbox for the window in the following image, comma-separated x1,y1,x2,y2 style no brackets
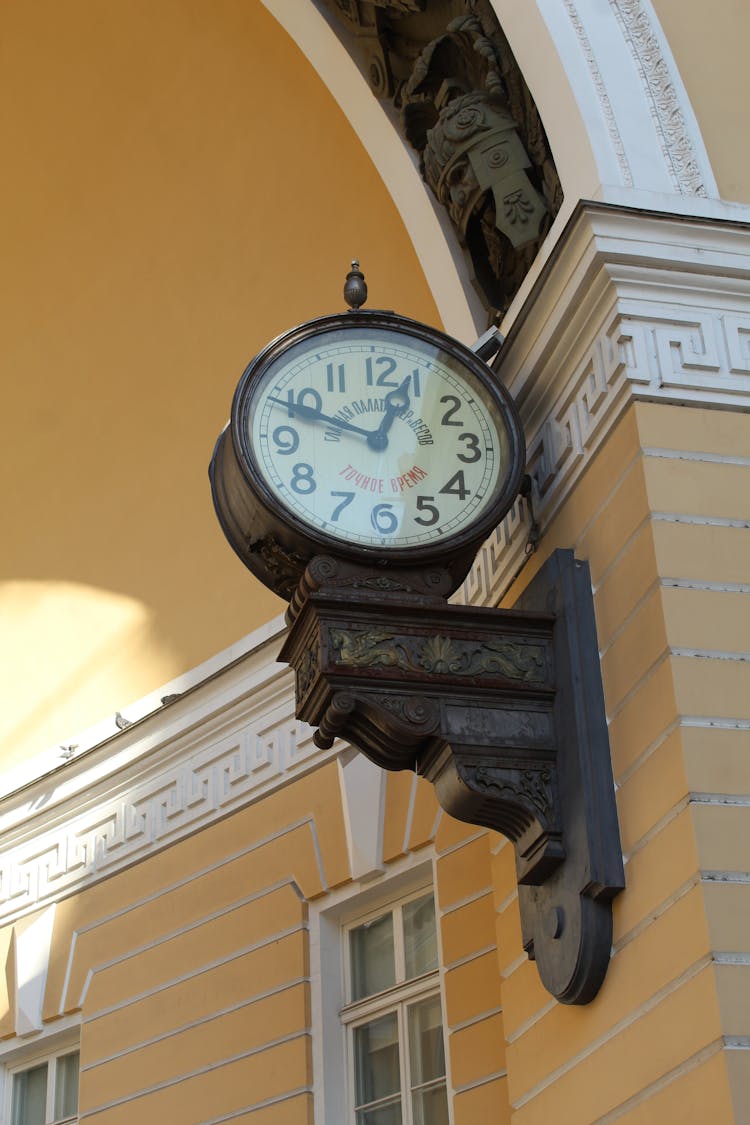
342,891,449,1125
9,1048,79,1125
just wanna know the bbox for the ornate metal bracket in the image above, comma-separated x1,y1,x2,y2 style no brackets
279,549,624,1004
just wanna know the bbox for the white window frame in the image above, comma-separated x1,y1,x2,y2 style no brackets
0,1022,80,1125
342,889,448,1123
308,850,454,1125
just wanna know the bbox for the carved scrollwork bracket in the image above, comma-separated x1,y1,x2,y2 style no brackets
279,550,624,1004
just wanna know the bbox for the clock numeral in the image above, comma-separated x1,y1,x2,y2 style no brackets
439,395,463,426
411,367,423,397
413,495,439,526
290,463,316,494
365,356,399,389
272,425,299,456
326,363,346,393
286,387,322,415
456,432,481,463
439,471,470,500
370,502,398,535
330,491,354,521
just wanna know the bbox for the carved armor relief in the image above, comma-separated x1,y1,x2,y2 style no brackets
321,0,563,320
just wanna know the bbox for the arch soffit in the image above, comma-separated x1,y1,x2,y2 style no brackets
259,0,717,340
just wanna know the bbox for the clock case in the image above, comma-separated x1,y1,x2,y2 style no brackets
209,308,526,600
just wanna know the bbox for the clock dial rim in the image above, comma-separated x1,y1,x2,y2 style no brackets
229,309,525,566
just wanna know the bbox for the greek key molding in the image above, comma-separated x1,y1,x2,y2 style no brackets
454,205,750,607
0,656,335,926
610,0,707,196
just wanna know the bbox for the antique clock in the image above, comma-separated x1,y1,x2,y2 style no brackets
209,266,625,1006
210,265,525,597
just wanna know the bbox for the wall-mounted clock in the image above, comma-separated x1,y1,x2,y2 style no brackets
210,271,525,598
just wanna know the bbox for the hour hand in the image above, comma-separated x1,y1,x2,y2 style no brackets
266,396,372,439
367,376,411,451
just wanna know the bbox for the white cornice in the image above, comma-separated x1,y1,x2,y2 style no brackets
455,203,750,605
0,619,338,926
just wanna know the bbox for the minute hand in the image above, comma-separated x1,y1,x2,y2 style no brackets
266,396,373,439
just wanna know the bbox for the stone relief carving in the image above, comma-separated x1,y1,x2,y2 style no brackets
328,625,548,682
610,0,707,196
321,0,562,319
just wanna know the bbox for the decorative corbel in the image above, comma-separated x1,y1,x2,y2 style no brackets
279,548,624,1004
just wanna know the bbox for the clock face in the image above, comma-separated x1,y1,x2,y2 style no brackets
233,317,522,555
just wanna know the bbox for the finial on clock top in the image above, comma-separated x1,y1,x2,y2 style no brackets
343,260,368,310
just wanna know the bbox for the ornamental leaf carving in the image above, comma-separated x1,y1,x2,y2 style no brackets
330,627,546,682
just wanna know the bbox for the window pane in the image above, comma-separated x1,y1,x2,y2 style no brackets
11,1063,48,1125
356,1098,403,1125
403,894,437,980
54,1050,80,1120
412,1083,449,1125
354,1012,401,1107
350,912,395,1000
408,995,446,1087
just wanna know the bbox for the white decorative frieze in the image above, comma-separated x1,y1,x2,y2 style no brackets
610,0,708,197
455,205,750,607
0,651,339,926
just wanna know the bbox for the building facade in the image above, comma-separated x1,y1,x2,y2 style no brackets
1,2,749,1122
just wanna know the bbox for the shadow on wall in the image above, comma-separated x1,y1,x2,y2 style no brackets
0,581,180,770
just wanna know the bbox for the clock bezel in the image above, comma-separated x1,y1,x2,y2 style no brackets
227,308,525,568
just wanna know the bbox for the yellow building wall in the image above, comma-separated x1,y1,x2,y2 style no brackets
652,0,750,203
1,402,747,1124
493,400,750,1122
0,0,440,770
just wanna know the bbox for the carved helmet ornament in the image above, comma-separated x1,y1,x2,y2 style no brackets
422,89,548,250
401,12,558,314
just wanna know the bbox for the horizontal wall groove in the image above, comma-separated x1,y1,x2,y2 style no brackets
79,919,307,1009
652,512,750,530
597,577,661,660
615,717,680,788
204,1087,312,1123
670,647,750,662
662,578,750,595
504,997,557,1044
438,885,493,916
591,1038,725,1123
622,796,690,863
77,1030,311,1118
590,512,652,596
713,953,750,966
495,885,519,915
452,1067,508,1096
448,1005,503,1033
690,792,750,806
511,955,713,1110
500,951,528,980
604,651,671,725
79,884,305,980
81,979,306,1069
643,446,750,467
682,717,750,730
612,875,699,956
444,944,498,972
725,1036,750,1050
83,931,310,1022
435,828,488,858
702,870,750,883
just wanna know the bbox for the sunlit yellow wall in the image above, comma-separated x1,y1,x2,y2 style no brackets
0,765,506,1124
0,0,440,768
652,0,750,202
